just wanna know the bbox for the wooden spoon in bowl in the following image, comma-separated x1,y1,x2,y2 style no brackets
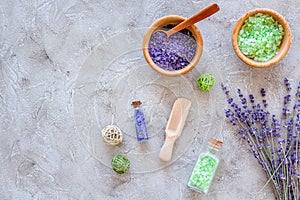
156,3,220,40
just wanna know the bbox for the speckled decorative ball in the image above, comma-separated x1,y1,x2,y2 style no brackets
111,154,130,174
102,125,123,146
197,73,215,92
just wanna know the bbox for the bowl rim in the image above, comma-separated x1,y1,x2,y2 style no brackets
143,15,203,76
232,8,292,68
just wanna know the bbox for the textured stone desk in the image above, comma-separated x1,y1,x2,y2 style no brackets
1,0,299,199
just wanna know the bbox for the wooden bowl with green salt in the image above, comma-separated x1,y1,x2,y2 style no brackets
232,8,291,68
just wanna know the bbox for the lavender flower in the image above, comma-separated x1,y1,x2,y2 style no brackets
284,78,292,91
222,79,300,200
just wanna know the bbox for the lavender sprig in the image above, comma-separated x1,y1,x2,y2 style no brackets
222,79,300,200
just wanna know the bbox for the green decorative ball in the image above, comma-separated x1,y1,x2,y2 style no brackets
111,154,130,174
197,73,215,92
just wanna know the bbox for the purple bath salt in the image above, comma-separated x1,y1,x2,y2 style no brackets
148,25,197,71
132,101,148,142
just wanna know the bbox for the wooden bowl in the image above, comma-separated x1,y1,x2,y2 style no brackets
143,15,203,76
232,8,291,68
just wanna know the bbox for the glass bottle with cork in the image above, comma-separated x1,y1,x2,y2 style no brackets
131,101,148,142
188,138,223,194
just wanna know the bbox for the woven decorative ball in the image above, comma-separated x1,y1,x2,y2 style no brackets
111,154,130,174
197,73,215,92
102,125,123,146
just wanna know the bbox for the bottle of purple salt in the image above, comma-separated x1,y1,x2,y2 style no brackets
132,101,148,142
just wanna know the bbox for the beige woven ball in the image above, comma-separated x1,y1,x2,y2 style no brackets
102,125,123,145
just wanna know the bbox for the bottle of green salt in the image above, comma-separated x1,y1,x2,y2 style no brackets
188,138,223,194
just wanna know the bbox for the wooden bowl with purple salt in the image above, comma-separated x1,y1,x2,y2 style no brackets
143,15,203,76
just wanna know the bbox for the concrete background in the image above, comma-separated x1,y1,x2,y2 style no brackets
1,0,299,199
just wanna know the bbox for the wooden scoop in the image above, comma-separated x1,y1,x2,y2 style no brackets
155,4,220,40
159,98,191,162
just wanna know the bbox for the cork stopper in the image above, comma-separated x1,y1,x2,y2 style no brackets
132,101,142,108
209,138,223,149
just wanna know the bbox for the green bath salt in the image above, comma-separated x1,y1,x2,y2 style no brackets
188,155,218,193
188,138,223,194
238,13,284,62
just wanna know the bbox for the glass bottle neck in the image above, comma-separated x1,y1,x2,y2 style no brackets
207,146,219,155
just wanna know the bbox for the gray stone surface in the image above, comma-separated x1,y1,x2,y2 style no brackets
1,0,299,199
